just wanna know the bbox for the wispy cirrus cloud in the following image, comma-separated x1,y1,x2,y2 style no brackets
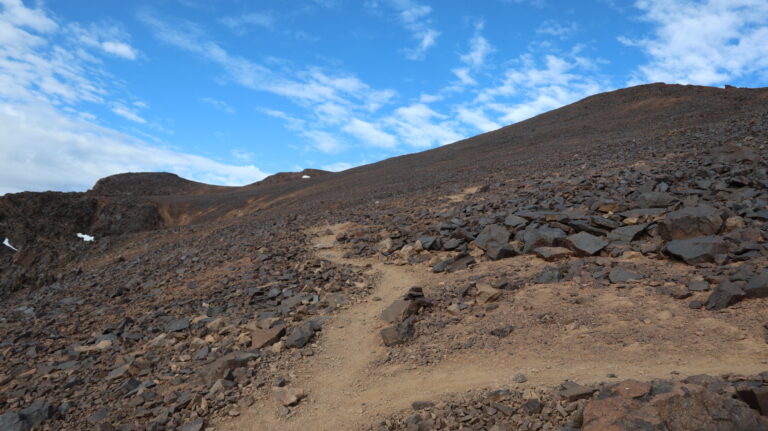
219,11,275,35
368,0,440,60
536,20,578,38
201,97,236,114
623,0,768,85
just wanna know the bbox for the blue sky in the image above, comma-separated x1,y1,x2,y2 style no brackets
1,0,767,194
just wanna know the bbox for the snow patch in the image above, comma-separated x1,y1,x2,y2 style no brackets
3,237,18,251
77,233,95,242
301,175,311,179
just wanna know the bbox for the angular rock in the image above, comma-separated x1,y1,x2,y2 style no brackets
607,223,648,243
380,317,415,346
535,266,565,284
273,388,306,406
706,281,746,310
418,236,440,251
633,191,677,209
517,226,567,254
658,206,724,240
484,241,517,260
476,282,502,303
19,400,54,426
609,267,644,284
251,325,286,349
0,412,30,431
475,224,511,251
687,280,710,292
664,236,729,265
381,299,418,324
200,351,260,383
559,381,596,401
612,379,651,399
284,321,317,349
165,317,190,332
533,246,573,261
181,418,205,431
503,215,528,229
564,231,608,256
744,271,768,298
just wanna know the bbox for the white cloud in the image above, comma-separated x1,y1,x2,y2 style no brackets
342,118,398,148
452,67,477,86
100,41,137,60
322,161,353,172
111,103,147,123
456,106,501,132
0,0,268,194
460,25,494,68
536,20,578,38
625,0,768,85
474,53,604,124
386,103,464,148
302,130,345,153
67,22,139,60
0,101,268,194
201,97,236,114
219,12,274,35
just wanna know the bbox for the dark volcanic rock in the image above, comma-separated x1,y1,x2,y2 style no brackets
381,317,416,346
201,351,260,383
745,271,768,298
658,206,724,240
485,241,517,260
664,236,729,265
517,226,567,254
381,298,419,324
564,231,608,256
475,224,511,251
609,267,644,284
285,321,318,349
0,412,30,431
607,224,648,243
706,281,746,310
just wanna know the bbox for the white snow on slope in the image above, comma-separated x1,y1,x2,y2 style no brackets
3,237,18,251
77,233,95,242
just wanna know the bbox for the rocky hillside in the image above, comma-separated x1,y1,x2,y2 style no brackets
1,83,767,431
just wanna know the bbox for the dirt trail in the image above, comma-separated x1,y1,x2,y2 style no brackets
226,223,768,431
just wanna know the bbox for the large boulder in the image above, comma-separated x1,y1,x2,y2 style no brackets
664,236,728,265
658,206,724,240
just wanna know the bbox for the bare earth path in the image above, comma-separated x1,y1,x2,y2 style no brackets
226,223,768,431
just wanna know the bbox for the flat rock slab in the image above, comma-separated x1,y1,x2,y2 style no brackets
564,231,608,256
251,325,286,349
609,267,644,284
664,236,728,265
